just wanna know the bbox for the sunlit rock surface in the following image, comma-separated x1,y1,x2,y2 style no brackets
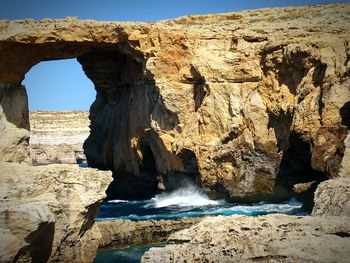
312,177,350,216
142,214,350,263
0,163,112,263
92,218,201,249
29,111,89,165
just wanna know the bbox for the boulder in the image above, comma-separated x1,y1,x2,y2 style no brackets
312,177,350,217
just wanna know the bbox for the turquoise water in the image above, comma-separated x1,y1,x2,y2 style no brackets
93,243,165,263
96,186,304,221
94,186,305,263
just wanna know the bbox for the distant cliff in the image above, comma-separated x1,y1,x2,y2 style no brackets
29,111,89,165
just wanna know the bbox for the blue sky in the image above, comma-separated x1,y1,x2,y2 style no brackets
1,0,347,110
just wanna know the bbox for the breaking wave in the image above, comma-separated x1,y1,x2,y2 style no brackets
146,186,223,208
97,185,304,221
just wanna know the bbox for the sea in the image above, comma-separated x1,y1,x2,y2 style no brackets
94,185,305,262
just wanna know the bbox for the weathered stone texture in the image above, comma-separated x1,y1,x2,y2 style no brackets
1,4,349,201
312,177,350,216
0,4,350,201
0,163,112,263
93,217,201,249
142,215,350,263
0,4,349,263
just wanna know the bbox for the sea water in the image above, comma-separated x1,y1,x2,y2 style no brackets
96,185,304,221
94,186,305,263
93,243,166,263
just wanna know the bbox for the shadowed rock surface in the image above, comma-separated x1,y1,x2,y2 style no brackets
0,84,30,164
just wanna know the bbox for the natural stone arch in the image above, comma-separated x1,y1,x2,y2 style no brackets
0,38,200,199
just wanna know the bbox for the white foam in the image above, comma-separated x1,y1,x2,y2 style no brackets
108,199,130,204
149,186,222,208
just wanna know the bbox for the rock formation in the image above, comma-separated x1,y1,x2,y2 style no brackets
93,217,201,249
312,177,350,216
0,3,349,202
0,162,112,262
29,111,89,165
0,84,30,164
142,214,350,263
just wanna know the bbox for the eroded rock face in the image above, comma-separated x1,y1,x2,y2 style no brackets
29,111,89,165
142,215,350,263
312,177,350,216
93,218,201,249
1,4,350,202
0,162,112,263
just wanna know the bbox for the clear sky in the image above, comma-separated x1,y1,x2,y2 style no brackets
1,0,348,110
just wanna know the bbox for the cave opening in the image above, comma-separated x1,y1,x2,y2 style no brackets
277,133,327,210
163,148,202,192
340,101,350,129
23,58,94,165
140,143,157,176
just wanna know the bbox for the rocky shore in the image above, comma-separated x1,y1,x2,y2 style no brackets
142,215,350,263
142,178,350,262
93,217,202,249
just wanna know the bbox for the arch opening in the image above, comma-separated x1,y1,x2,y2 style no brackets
21,46,202,201
23,58,94,166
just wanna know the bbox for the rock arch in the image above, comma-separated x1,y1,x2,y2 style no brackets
1,9,350,203
0,23,200,199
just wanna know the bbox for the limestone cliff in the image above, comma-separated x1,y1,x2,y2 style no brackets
0,3,349,202
29,111,89,165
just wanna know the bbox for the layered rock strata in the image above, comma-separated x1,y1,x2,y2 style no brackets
1,3,349,201
0,163,112,263
142,214,350,263
29,111,90,165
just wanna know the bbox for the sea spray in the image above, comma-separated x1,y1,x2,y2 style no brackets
146,185,223,208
